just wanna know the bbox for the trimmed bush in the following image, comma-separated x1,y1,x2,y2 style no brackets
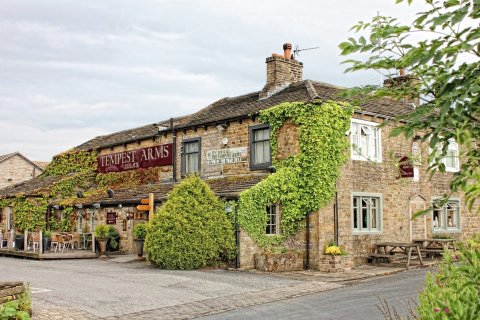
145,175,235,270
133,223,147,240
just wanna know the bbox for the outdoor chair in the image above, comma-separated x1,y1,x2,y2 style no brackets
0,231,7,248
27,232,40,252
71,232,81,249
50,233,59,252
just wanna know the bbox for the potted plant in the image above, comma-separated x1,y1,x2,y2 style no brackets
94,224,109,258
14,229,24,251
107,226,120,252
133,223,147,258
42,230,52,252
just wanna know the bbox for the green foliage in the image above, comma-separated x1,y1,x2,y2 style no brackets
145,175,235,270
340,0,480,210
133,223,148,240
94,224,109,240
0,284,31,320
417,246,480,319
43,230,52,238
238,100,353,248
107,226,119,250
42,150,97,176
0,197,48,232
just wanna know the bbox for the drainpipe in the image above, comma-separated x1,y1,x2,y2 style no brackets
235,202,240,269
334,192,339,245
171,118,177,182
305,212,310,270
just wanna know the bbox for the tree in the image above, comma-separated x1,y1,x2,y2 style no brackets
145,175,235,270
339,0,480,211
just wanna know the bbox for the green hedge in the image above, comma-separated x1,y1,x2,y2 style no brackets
145,175,235,270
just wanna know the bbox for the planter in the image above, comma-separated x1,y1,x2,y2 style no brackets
319,255,354,273
97,239,108,258
42,238,51,252
254,251,303,272
14,235,24,251
107,236,120,252
135,239,145,258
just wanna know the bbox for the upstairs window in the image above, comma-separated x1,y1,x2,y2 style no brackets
181,138,201,176
266,204,280,235
442,140,459,172
249,124,271,169
433,199,460,232
350,119,381,162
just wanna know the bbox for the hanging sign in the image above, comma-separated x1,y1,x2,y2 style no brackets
398,156,414,178
106,212,117,225
97,143,173,173
206,147,247,165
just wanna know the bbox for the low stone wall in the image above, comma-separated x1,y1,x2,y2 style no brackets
318,255,354,273
254,251,304,272
0,281,25,304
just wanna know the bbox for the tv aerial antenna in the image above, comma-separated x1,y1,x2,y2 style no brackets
293,45,320,58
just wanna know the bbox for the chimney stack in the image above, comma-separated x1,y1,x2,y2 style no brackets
383,69,419,107
259,43,303,100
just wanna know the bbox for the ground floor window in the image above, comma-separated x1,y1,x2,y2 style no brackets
266,204,280,235
433,199,460,232
352,193,382,233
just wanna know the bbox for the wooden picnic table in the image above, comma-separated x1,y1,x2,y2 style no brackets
372,242,424,269
412,238,457,256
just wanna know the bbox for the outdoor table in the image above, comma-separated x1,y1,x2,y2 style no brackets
374,242,424,269
78,233,92,250
412,238,457,255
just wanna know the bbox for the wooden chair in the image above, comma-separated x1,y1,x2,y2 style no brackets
71,233,81,250
28,232,40,252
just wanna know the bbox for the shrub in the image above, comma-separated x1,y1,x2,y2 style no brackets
417,245,480,319
145,175,235,270
43,230,52,239
133,223,147,240
107,226,119,250
94,224,108,240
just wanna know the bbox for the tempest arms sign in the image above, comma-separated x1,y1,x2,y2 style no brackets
97,144,173,173
206,147,247,165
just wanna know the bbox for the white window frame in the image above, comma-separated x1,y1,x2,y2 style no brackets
432,198,461,233
351,192,383,234
266,204,280,235
350,119,382,163
429,138,460,173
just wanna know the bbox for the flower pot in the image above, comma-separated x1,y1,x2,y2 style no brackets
14,235,24,251
97,239,108,258
135,239,145,258
42,238,51,252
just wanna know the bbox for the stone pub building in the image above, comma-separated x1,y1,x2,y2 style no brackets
1,44,478,270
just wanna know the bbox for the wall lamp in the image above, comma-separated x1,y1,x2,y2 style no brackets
52,205,60,210
216,123,228,131
75,204,83,209
93,203,101,209
107,189,114,198
76,191,84,198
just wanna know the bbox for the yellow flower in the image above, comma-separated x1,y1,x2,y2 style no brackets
325,245,341,255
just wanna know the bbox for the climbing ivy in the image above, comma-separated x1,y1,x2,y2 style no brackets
238,100,353,248
42,150,97,176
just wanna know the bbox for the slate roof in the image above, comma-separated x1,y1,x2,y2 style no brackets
0,152,45,171
61,174,268,206
74,80,413,152
0,152,16,162
0,174,65,197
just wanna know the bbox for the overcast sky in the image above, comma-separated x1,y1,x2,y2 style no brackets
0,0,425,161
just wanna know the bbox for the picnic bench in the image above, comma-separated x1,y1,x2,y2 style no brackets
369,242,424,269
412,238,457,257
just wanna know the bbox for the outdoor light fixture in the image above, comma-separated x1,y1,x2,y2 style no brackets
75,204,83,209
117,204,122,208
53,205,60,210
107,189,114,198
225,204,233,213
76,191,84,198
93,203,101,209
221,137,229,146
216,123,228,131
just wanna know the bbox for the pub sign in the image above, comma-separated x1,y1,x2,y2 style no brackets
97,143,173,173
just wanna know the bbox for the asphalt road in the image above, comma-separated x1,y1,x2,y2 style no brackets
200,268,430,320
0,256,430,319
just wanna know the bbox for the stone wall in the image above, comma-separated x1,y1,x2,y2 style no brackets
0,154,43,189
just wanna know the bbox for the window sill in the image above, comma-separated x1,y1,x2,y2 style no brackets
350,157,382,164
433,229,461,233
352,231,382,235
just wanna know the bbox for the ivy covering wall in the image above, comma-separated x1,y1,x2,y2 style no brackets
237,100,353,248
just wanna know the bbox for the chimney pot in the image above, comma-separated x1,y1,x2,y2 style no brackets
283,43,292,59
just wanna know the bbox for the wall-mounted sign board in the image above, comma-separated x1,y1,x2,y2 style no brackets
97,144,173,173
206,147,247,165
